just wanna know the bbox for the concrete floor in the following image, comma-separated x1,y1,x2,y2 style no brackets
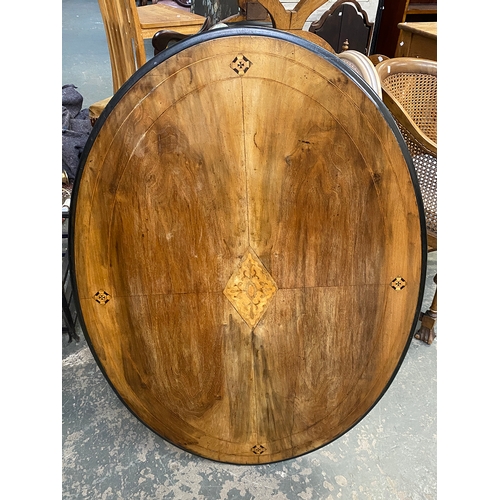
62,1,437,498
62,262,437,499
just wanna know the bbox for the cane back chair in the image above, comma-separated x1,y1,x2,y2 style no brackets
376,57,437,344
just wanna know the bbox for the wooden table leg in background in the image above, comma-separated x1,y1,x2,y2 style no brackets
415,274,437,345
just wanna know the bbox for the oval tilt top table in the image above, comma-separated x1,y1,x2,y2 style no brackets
70,27,427,465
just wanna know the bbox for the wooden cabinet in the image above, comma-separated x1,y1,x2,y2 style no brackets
405,0,437,17
375,0,436,58
395,21,436,59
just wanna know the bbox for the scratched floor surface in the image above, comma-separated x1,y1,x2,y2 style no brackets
62,250,437,500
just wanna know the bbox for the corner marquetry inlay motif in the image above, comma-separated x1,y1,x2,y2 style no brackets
224,250,277,329
252,444,266,455
391,276,406,291
94,290,111,304
230,54,252,76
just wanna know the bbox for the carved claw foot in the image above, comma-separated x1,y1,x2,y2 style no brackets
415,309,437,345
415,274,437,345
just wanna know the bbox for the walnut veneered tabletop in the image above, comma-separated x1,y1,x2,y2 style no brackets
71,28,426,465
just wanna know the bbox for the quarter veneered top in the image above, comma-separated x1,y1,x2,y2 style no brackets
71,28,425,464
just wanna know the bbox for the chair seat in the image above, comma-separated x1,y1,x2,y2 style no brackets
137,3,206,38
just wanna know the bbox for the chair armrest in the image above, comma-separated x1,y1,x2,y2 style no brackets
152,30,191,55
381,88,437,155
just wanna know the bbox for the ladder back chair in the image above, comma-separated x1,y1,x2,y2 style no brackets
90,0,206,123
97,0,205,93
97,0,145,95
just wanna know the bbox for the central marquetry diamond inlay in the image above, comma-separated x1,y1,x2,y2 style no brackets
223,250,277,329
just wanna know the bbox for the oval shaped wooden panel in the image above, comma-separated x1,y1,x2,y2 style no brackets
71,28,426,464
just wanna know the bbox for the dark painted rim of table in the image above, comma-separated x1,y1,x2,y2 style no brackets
69,26,428,465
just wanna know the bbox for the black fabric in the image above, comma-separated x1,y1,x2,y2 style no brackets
62,85,92,181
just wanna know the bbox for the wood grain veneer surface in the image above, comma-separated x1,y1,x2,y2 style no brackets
72,30,425,464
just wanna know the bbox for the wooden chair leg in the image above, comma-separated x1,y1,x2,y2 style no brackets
62,248,80,343
415,274,437,345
